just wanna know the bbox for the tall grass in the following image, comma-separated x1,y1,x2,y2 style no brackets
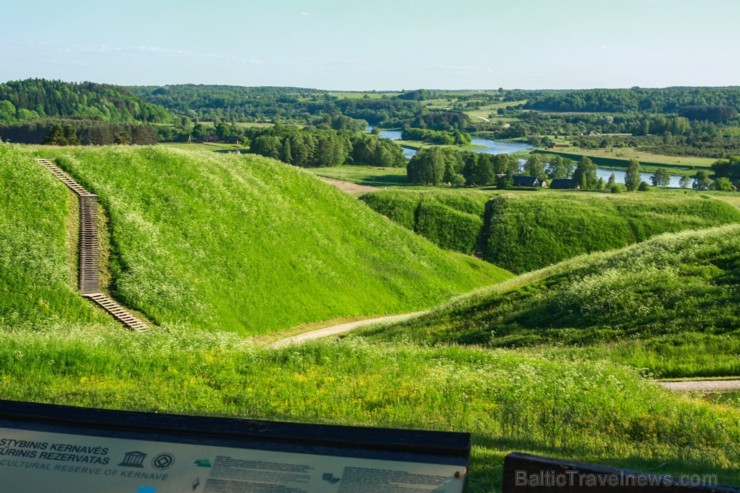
0,329,737,490
356,225,740,377
25,146,510,335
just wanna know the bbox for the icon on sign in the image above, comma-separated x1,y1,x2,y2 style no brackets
137,487,157,493
322,473,341,484
194,459,211,467
119,451,147,468
151,453,174,470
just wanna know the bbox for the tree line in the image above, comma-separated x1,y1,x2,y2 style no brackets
0,119,158,145
0,79,171,123
401,127,472,145
247,125,406,168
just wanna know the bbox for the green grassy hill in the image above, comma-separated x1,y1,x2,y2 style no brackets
361,190,740,273
355,225,740,377
2,145,509,334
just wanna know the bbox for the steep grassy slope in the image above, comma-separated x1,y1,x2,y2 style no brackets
29,146,509,334
361,190,740,273
1,332,737,490
355,225,740,377
485,193,740,273
361,191,492,254
0,146,115,330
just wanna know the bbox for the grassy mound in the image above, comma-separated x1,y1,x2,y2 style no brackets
361,191,491,255
16,145,509,334
355,225,740,377
1,330,737,490
0,146,114,330
361,190,740,273
485,193,740,273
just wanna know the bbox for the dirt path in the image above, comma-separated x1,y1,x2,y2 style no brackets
270,311,426,348
319,177,377,195
659,380,740,392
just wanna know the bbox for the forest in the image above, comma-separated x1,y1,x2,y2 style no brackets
1,79,739,168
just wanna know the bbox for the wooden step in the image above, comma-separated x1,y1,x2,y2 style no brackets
84,293,148,331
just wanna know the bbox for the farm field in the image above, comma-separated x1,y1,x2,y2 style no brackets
544,145,716,168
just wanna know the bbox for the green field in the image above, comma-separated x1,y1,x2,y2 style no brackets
307,164,411,187
534,148,715,175
3,145,509,335
361,190,740,273
355,225,740,378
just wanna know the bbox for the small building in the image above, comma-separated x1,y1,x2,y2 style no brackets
549,178,580,190
513,175,546,188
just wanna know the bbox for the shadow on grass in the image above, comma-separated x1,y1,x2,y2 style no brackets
357,175,412,187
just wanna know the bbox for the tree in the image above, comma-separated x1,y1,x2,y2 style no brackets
624,159,641,191
407,148,447,185
712,177,737,192
710,157,740,184
692,171,712,191
63,124,79,145
573,156,597,189
44,123,66,145
547,156,573,179
607,173,616,189
651,168,670,187
679,175,691,189
524,155,545,178
497,169,514,190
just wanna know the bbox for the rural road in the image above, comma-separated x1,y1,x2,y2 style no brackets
658,380,740,392
270,311,426,348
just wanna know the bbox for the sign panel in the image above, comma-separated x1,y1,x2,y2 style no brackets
0,401,469,493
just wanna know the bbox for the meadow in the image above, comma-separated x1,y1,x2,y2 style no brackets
307,164,410,187
3,145,510,335
533,149,713,176
0,329,737,490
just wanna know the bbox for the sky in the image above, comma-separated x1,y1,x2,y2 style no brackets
1,0,738,90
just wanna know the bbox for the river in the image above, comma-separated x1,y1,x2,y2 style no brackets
373,127,684,188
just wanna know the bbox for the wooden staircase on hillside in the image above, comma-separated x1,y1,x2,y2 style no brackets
37,158,148,331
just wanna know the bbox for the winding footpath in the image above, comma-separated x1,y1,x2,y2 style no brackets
658,379,740,392
37,159,148,331
269,311,426,348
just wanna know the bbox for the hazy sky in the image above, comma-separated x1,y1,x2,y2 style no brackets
2,0,738,90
